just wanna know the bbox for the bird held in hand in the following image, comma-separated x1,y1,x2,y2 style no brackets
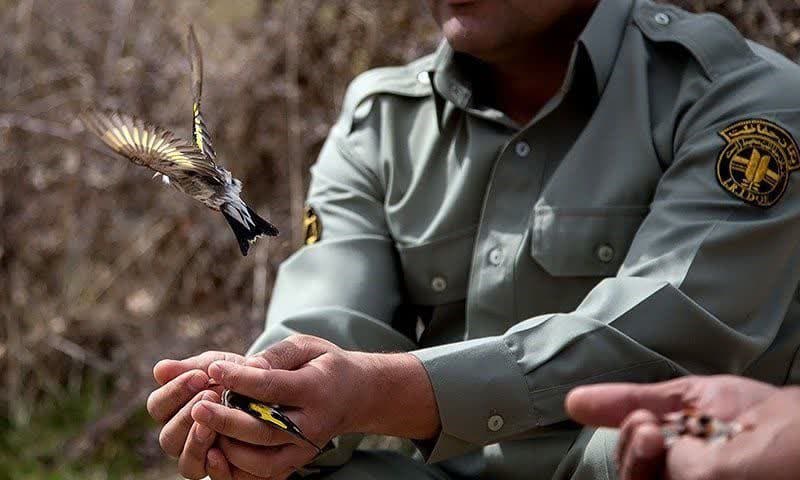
81,25,278,256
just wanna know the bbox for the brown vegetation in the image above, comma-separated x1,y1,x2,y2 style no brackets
1,0,798,477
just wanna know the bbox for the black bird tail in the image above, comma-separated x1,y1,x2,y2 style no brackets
221,202,279,256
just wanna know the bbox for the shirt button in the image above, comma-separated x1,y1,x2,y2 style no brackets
488,248,504,266
596,244,615,263
515,141,531,157
431,276,448,292
488,415,504,432
416,71,431,85
654,12,671,25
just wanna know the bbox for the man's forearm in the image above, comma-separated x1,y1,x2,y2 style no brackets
350,351,441,440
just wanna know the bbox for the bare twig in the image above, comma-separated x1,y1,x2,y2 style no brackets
45,334,114,373
0,113,77,139
284,2,304,246
78,218,176,307
758,0,783,35
4,311,23,425
101,0,135,90
251,215,271,323
63,387,150,461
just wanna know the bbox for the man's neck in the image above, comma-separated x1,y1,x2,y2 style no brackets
483,9,595,125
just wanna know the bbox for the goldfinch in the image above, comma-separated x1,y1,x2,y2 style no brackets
81,25,278,255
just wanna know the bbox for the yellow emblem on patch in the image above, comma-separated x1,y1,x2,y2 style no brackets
302,206,322,245
717,119,800,207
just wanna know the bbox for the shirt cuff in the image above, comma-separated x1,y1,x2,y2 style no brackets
411,336,537,463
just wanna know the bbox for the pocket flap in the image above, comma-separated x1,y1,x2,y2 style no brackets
531,206,649,277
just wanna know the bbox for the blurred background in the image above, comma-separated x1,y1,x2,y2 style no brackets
1,0,799,478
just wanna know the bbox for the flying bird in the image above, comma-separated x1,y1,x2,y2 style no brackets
81,25,278,256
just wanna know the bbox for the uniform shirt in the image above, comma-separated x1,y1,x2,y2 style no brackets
250,0,800,475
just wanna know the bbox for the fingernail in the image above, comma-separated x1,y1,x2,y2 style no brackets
207,451,222,469
208,361,229,381
635,433,658,458
190,372,208,390
202,391,217,402
245,356,270,369
195,423,213,441
192,402,212,423
154,359,170,369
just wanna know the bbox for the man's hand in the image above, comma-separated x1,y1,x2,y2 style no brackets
190,334,441,478
565,375,780,480
146,351,246,479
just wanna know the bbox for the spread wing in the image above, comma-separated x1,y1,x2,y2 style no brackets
80,109,225,184
187,25,216,162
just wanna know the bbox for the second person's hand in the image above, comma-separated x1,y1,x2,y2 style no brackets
566,375,778,480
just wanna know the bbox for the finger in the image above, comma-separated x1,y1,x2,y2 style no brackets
154,351,246,385
191,399,299,446
665,436,716,480
736,386,800,427
158,389,212,457
271,470,295,480
617,409,660,467
231,468,269,480
147,370,210,423
620,423,665,480
566,379,691,427
208,361,311,406
207,447,233,480
250,335,329,371
219,436,315,478
179,420,218,479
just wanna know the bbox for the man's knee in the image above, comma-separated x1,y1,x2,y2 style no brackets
302,450,449,480
553,427,619,480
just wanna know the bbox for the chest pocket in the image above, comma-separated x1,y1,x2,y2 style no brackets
531,206,649,277
396,227,476,306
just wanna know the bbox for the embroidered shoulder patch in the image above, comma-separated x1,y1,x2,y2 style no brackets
302,206,322,245
717,119,800,208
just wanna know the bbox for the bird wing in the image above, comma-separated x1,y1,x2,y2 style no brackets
80,109,225,184
187,25,217,162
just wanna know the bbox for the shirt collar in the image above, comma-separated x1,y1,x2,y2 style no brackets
578,0,635,94
429,0,634,120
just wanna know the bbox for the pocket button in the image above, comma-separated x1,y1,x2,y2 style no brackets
515,141,531,157
596,244,615,264
431,276,448,293
488,248,504,266
488,415,504,432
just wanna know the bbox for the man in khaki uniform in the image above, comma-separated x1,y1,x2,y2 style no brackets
147,0,800,479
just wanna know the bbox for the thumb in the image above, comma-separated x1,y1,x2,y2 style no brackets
250,335,330,370
567,379,690,428
244,356,272,369
153,352,245,385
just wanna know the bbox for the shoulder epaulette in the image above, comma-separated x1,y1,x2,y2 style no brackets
634,1,759,80
339,54,436,130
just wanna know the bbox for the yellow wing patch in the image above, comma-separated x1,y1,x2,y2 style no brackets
248,402,289,430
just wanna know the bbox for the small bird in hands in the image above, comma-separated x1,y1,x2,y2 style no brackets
81,25,278,256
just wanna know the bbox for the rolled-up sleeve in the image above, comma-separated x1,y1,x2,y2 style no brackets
412,108,800,462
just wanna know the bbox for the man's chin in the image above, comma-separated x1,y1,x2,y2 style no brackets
441,15,518,60
443,25,490,56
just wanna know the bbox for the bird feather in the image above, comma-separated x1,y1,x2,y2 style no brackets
187,25,217,162
80,109,225,184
